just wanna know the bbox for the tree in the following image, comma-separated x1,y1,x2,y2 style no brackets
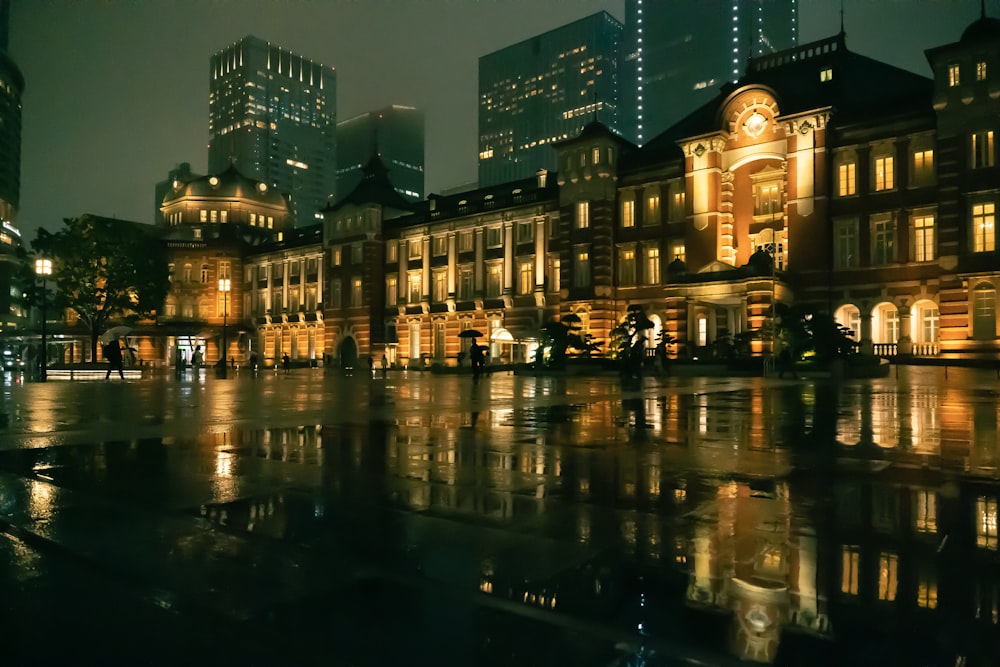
535,313,601,368
33,215,170,361
610,304,655,375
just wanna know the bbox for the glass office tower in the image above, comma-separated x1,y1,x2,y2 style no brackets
623,0,798,143
337,105,424,202
478,11,623,187
208,36,337,225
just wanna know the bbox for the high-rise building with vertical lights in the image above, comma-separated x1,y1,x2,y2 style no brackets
478,11,623,187
0,0,23,227
337,105,425,202
623,0,798,144
208,35,337,226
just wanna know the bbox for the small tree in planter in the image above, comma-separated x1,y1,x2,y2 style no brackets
610,304,655,377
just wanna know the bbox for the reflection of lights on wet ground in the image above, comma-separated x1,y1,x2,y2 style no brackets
28,479,55,518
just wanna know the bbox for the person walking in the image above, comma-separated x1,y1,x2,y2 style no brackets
104,338,125,381
281,353,290,373
192,345,204,369
380,354,388,377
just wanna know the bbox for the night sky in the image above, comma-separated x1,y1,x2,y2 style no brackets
7,0,989,240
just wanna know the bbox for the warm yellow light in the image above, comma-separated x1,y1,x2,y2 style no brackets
218,278,231,292
35,258,52,276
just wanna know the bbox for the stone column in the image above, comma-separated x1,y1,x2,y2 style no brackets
859,309,874,356
897,303,912,355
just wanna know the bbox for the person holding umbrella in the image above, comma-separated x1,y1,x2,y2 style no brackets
100,326,132,381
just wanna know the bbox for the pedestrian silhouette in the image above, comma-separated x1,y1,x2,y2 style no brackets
281,353,290,373
104,338,125,381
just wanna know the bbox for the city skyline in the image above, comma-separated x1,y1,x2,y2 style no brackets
7,0,988,240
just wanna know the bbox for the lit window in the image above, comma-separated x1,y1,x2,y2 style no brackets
433,270,447,302
948,64,960,87
250,213,257,226
387,242,398,263
646,194,660,224
838,162,856,196
878,552,898,601
917,573,938,609
573,247,591,288
409,240,422,259
486,263,502,297
433,236,447,256
973,202,996,252
978,497,998,550
874,156,894,191
210,210,218,223
671,243,686,263
200,264,210,283
518,261,533,295
820,67,833,82
972,130,995,169
914,490,938,533
591,146,600,164
976,61,987,81
754,182,781,216
670,191,686,221
576,201,590,229
458,265,474,300
913,214,935,262
618,247,636,286
408,272,421,302
841,545,860,596
911,149,934,187
622,200,635,228
645,244,660,284
385,276,397,305
200,209,208,222
459,232,474,252
548,256,561,293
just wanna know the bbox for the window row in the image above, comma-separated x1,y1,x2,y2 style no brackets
384,258,562,304
947,60,989,87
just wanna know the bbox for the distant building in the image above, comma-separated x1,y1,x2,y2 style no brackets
337,105,424,202
477,11,623,187
208,35,337,226
153,163,199,225
623,0,798,144
0,0,23,228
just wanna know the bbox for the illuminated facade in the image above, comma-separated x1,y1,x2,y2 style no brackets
336,105,425,202
208,36,336,226
623,0,798,144
478,11,623,187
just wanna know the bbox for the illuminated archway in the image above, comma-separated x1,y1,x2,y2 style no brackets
871,302,898,344
910,299,939,348
834,304,861,341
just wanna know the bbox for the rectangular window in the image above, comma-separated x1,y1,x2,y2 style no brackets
820,67,833,82
645,244,660,285
351,244,363,264
972,130,996,168
518,261,533,295
978,497,998,551
387,242,398,263
618,247,636,286
646,194,660,225
622,200,635,228
220,210,228,223
949,64,960,87
487,226,502,247
835,219,858,269
576,201,590,229
548,256,561,293
433,270,447,302
973,202,996,252
911,149,934,187
914,490,938,533
977,61,987,81
486,263,502,297
878,552,899,601
517,222,534,243
350,278,363,306
458,266,474,300
874,156,894,191
408,240,422,259
459,231,474,252
670,191,685,221
408,272,421,303
671,242,686,263
913,214,936,262
210,210,218,223
920,306,939,344
217,260,231,280
872,215,895,265
250,213,257,226
385,276,397,306
200,209,208,222
838,162,856,196
433,236,447,256
332,247,342,266
841,545,860,596
755,182,781,216
917,573,938,609
573,247,590,288
331,279,342,308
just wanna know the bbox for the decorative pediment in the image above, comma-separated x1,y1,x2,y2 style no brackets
697,260,737,274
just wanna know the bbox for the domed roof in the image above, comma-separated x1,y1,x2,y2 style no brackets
961,15,1000,42
161,164,287,207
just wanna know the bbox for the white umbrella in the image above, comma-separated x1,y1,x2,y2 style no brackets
99,326,133,345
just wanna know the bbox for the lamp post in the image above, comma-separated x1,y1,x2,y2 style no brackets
35,258,52,382
218,278,231,379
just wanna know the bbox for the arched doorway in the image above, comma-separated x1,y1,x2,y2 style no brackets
338,336,358,369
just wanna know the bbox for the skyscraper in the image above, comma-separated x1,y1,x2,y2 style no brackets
623,0,798,144
0,0,23,227
478,11,623,187
337,105,424,202
208,35,336,226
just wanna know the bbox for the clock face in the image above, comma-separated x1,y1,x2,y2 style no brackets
744,111,768,138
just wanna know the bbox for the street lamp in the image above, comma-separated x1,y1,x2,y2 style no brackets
34,258,52,382
218,278,231,379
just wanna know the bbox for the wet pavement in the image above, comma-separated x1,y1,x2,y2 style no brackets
1,366,999,666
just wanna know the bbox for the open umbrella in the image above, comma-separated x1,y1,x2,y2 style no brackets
458,329,484,338
99,326,133,345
